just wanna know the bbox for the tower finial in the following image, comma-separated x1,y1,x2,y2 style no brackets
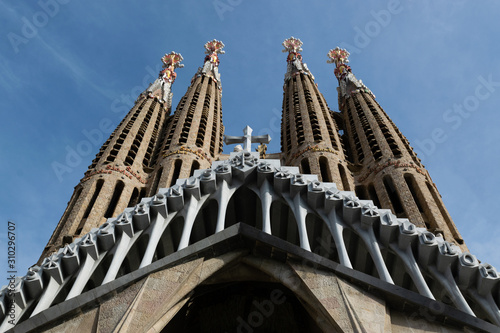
204,39,225,67
198,39,225,87
282,36,303,53
282,37,313,81
327,46,374,98
160,51,184,84
327,47,351,81
142,51,184,105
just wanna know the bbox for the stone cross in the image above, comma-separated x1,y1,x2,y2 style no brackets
224,126,271,152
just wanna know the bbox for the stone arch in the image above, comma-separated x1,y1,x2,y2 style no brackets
225,186,263,230
270,200,300,247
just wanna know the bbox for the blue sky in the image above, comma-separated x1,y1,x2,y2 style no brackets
1,0,500,278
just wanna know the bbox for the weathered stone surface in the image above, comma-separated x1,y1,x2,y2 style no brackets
96,277,146,333
390,309,463,332
113,258,204,332
289,260,354,332
44,307,98,333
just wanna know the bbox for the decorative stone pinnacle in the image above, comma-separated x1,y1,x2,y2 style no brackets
161,52,184,69
327,47,352,80
200,40,224,81
282,36,303,53
204,39,225,55
327,47,350,66
327,46,375,98
282,37,313,81
159,51,184,83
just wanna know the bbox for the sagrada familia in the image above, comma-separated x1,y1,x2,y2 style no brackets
1,38,499,332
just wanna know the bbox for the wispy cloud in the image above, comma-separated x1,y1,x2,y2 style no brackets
36,35,118,100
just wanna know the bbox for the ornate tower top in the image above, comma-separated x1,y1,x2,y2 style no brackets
141,51,183,105
198,39,225,87
204,39,225,56
327,46,374,98
282,37,313,81
160,51,184,84
282,36,303,53
327,47,351,80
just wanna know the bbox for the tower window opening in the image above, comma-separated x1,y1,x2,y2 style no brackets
190,160,200,176
170,160,182,187
346,106,364,163
77,179,104,234
383,176,405,217
210,93,219,156
151,167,163,196
127,188,140,207
300,158,311,174
338,164,350,191
404,174,432,229
367,183,381,208
319,157,331,182
355,185,368,200
104,181,125,218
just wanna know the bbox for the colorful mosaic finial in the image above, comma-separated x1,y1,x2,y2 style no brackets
327,47,375,98
160,51,184,83
327,47,350,66
282,37,313,81
282,36,303,53
327,47,352,81
161,51,184,69
204,39,225,67
204,39,225,55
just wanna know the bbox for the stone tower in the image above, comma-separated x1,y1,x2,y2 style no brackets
327,47,465,249
149,40,225,194
39,52,184,261
280,37,353,191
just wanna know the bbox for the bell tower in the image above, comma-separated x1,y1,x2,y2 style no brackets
328,47,465,249
39,51,184,261
280,37,353,191
149,40,225,193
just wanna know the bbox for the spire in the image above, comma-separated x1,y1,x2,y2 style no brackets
282,36,314,81
151,40,226,191
280,38,353,190
39,51,183,260
142,51,184,108
327,47,374,98
329,47,465,250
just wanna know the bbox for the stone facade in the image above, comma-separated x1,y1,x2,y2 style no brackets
17,38,495,333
